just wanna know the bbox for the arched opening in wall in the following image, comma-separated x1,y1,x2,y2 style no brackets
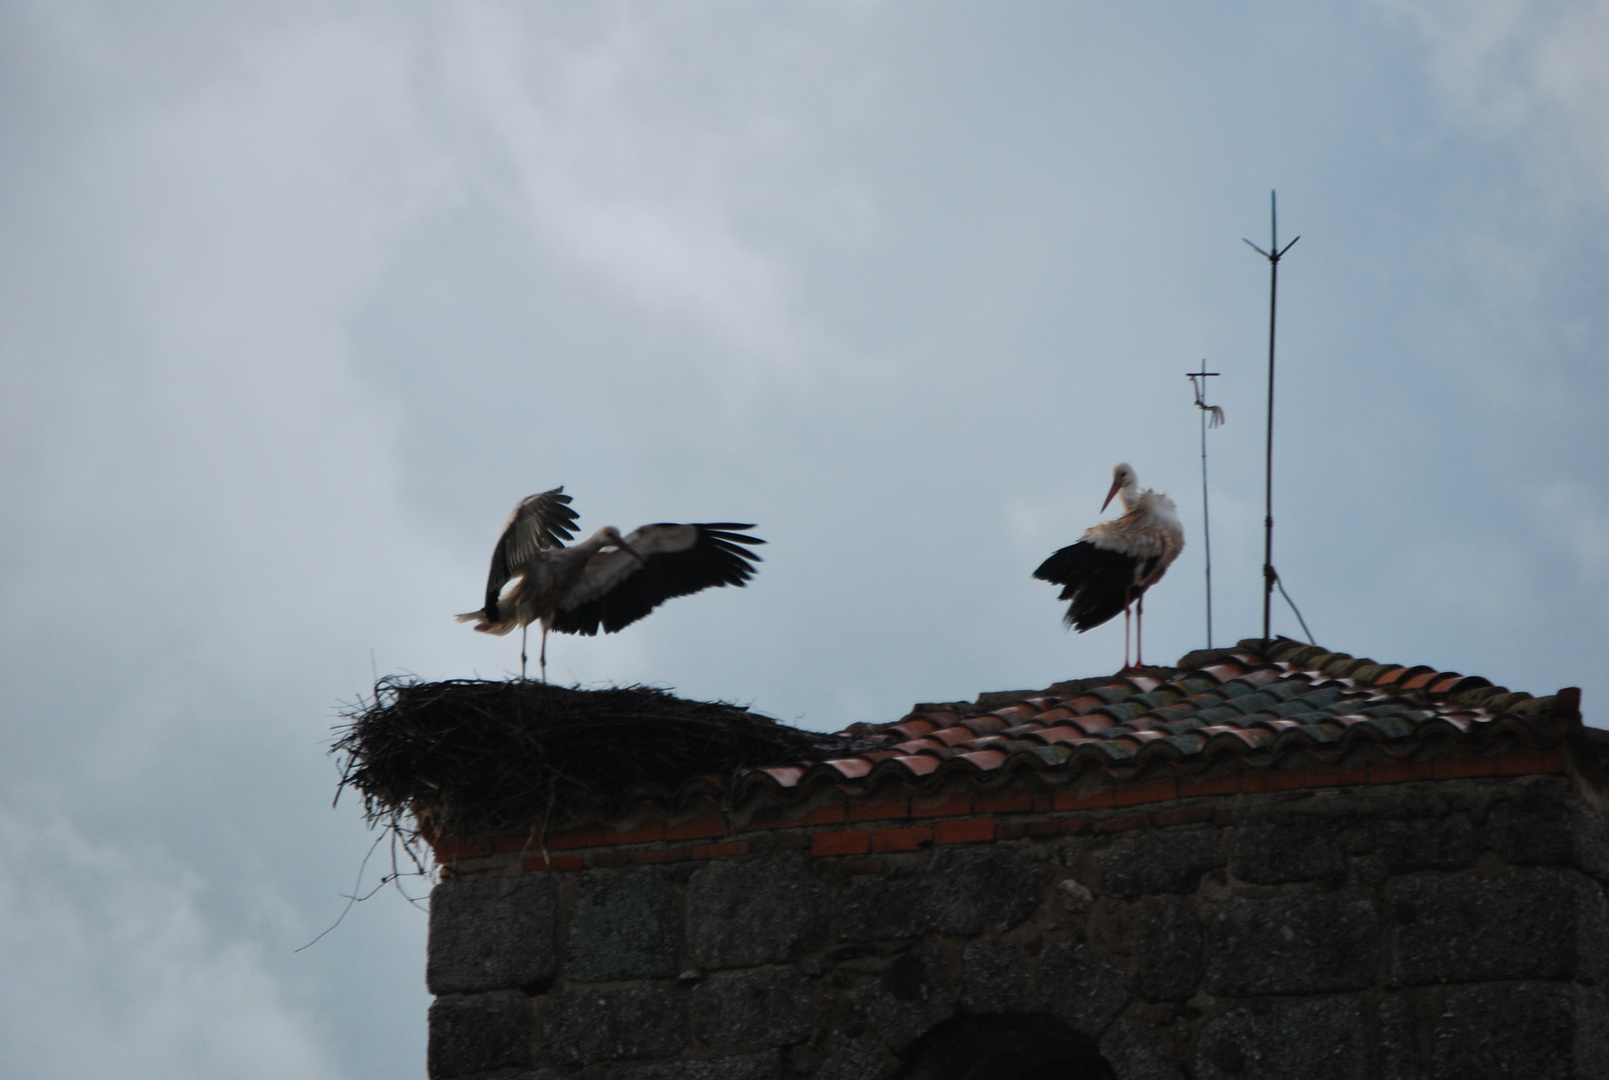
893,1014,1117,1080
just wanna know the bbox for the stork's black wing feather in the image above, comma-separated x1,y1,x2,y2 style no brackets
484,487,580,616
551,523,765,636
1033,540,1139,632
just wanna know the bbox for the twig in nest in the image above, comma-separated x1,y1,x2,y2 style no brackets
332,677,858,842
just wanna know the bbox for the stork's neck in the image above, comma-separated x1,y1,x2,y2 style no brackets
579,527,620,552
1114,480,1140,514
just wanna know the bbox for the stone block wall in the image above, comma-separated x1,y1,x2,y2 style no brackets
425,759,1609,1080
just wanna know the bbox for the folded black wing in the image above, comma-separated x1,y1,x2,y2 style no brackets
1033,540,1139,632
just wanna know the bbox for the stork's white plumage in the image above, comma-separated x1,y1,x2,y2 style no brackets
1033,463,1185,669
456,487,764,680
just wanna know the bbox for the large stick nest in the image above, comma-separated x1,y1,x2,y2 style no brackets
334,678,856,839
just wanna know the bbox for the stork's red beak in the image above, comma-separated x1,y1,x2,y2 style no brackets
1101,479,1123,513
618,540,645,562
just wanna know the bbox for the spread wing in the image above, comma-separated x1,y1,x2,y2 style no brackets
550,523,765,636
482,487,580,617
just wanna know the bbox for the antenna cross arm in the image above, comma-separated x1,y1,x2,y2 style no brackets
1244,235,1300,261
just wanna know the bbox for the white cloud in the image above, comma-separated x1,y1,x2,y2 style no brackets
1378,0,1609,205
428,3,824,368
8,2,1609,1075
0,813,345,1080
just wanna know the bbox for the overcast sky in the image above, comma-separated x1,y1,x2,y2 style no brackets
4,2,1609,1077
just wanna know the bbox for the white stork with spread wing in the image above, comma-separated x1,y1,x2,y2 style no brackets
457,487,764,680
1033,463,1184,670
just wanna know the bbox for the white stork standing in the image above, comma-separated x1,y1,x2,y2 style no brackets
456,487,765,681
1033,463,1184,670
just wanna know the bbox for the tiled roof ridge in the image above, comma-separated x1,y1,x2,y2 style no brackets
719,636,1583,806
1248,637,1527,706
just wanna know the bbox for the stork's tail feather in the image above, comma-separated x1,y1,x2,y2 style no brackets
455,609,517,635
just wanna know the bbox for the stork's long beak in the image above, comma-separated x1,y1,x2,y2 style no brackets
1101,479,1123,513
618,540,645,563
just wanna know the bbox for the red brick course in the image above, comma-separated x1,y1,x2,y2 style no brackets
934,817,995,845
912,794,972,818
791,804,847,827
1091,813,1152,834
666,815,725,841
1177,774,1240,798
432,746,1572,866
848,798,910,822
1434,755,1497,779
874,826,933,852
432,837,494,861
1498,749,1566,775
973,791,1034,814
1114,779,1178,807
1367,759,1421,784
739,806,788,831
1054,789,1115,811
811,830,872,856
1306,764,1372,788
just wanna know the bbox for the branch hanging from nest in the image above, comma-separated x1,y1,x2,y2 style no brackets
333,677,855,841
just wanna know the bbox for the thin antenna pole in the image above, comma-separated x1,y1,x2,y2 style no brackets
1244,191,1298,642
1202,395,1213,647
1188,365,1223,648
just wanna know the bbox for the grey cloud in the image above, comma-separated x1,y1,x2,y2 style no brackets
4,4,1609,1078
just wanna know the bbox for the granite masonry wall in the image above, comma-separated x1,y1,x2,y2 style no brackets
424,751,1609,1080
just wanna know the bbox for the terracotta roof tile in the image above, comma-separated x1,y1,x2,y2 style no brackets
823,758,873,779
1440,675,1493,696
1028,745,1072,766
716,638,1582,801
1093,702,1150,724
928,725,983,747
1163,732,1209,754
888,719,935,739
1193,705,1245,725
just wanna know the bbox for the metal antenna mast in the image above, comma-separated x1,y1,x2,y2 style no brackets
1188,363,1223,648
1244,191,1298,642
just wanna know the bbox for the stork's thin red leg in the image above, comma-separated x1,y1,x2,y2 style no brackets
539,626,549,684
520,623,529,681
1136,591,1145,668
1122,602,1132,671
